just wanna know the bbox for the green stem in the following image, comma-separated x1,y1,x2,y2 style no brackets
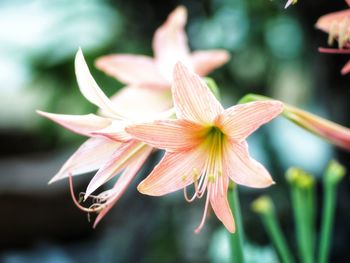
306,185,316,260
318,183,336,263
228,184,245,263
318,160,345,263
291,185,313,263
252,196,295,263
286,168,315,263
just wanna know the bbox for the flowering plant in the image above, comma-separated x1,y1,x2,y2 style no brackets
37,3,350,263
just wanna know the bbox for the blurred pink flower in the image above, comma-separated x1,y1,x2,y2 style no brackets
37,49,159,227
95,6,230,116
316,0,350,74
126,62,283,233
283,104,350,151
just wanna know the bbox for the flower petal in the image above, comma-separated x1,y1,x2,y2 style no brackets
217,101,283,142
75,48,122,118
84,141,148,199
101,86,173,121
209,176,235,233
49,138,120,184
341,59,350,75
93,145,152,227
153,6,191,80
137,148,206,196
91,121,132,142
223,141,274,188
95,54,168,87
126,119,205,152
347,0,350,7
191,50,230,76
315,9,350,33
37,111,111,136
172,62,224,124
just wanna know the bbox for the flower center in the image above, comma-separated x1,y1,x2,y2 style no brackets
184,125,226,201
183,125,228,233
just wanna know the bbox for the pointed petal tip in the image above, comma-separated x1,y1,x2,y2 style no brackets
136,181,162,196
48,172,66,184
225,222,236,233
174,61,186,71
136,183,145,194
137,182,152,195
220,51,231,62
92,220,99,229
284,0,292,8
76,47,83,57
172,5,187,25
36,110,50,118
47,179,54,185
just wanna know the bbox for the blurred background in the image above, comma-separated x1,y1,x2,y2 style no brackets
1,0,350,262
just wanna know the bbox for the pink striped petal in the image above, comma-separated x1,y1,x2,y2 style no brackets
91,121,132,142
105,86,173,121
84,141,148,199
191,50,230,76
209,176,235,233
217,101,283,142
172,62,224,124
95,54,168,87
223,141,274,188
93,145,152,227
37,111,111,136
49,138,120,184
153,6,191,80
137,148,206,196
341,59,350,75
126,119,205,152
75,49,122,118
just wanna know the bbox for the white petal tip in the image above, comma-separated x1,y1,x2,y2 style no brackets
83,194,89,202
36,110,51,118
172,6,187,25
137,184,146,194
48,173,64,184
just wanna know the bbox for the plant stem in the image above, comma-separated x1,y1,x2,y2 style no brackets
252,196,295,263
291,185,313,263
318,160,345,263
286,168,315,263
228,184,245,263
318,182,335,263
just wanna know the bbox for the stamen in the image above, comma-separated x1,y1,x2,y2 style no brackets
69,176,103,213
338,18,349,49
183,185,197,202
194,191,210,234
328,21,338,46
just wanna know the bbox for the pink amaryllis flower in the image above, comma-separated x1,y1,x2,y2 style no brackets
95,6,230,117
126,62,283,233
37,49,159,227
316,0,350,74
